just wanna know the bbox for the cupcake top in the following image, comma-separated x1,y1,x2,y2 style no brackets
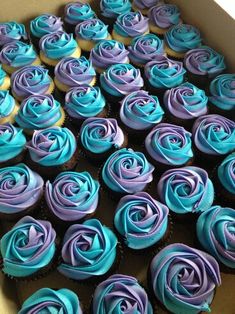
100,63,144,97
145,55,186,89
184,46,226,78
0,90,16,119
128,33,164,66
58,219,118,280
218,153,235,194
39,31,78,60
102,148,154,194
133,0,163,10
0,216,56,277
64,2,96,25
0,22,27,46
209,74,235,111
0,123,26,163
0,41,38,68
27,127,77,167
114,192,169,250
165,23,202,53
45,171,100,222
0,65,8,88
11,65,53,99
157,166,214,214
15,94,63,131
150,243,221,314
100,0,132,18
114,11,149,38
120,90,164,130
197,205,235,269
148,4,181,30
65,85,105,120
90,40,129,71
0,163,43,214
80,117,125,154
19,288,83,314
30,14,63,39
75,19,109,41
93,274,153,313
192,114,235,156
55,56,96,88
163,82,208,120
145,123,193,166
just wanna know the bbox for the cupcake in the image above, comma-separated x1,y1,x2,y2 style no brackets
15,94,65,135
112,11,149,46
0,90,19,124
30,14,63,48
119,90,164,142
0,64,10,91
0,22,27,47
197,205,235,271
45,171,99,226
90,40,129,74
57,219,119,282
101,148,154,199
27,127,78,178
64,86,107,127
163,82,208,129
150,243,221,314
0,124,26,167
148,3,181,35
114,192,169,251
128,33,164,68
184,46,226,88
0,163,43,220
192,114,235,167
0,41,41,74
54,56,96,93
100,0,132,25
75,19,111,52
145,123,193,171
164,24,202,59
11,65,54,101
157,166,214,219
19,288,83,314
92,274,153,313
0,216,56,279
79,117,127,162
133,0,163,15
39,31,81,67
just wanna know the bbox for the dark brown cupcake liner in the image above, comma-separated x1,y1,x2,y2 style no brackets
192,144,225,171
0,147,27,168
186,71,213,93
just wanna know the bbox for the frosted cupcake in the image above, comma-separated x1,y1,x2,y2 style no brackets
133,0,163,15
0,22,27,47
0,64,10,91
0,90,19,124
100,0,132,25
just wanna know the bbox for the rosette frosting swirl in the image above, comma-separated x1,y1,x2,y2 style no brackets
148,4,181,29
209,74,235,111
100,63,144,97
19,288,83,314
64,2,96,25
0,65,7,87
145,55,186,88
197,205,235,269
0,163,43,214
45,171,100,221
114,192,169,249
0,124,26,163
75,19,109,41
58,219,118,280
27,127,77,166
134,0,163,10
157,166,214,214
218,153,235,194
100,0,131,18
0,216,56,277
163,82,208,119
93,274,153,313
120,90,164,130
102,148,154,194
0,22,27,46
192,114,235,155
0,90,16,119
145,123,193,166
80,118,125,153
30,14,63,38
150,243,221,314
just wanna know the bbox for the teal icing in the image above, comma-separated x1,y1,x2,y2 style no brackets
75,19,109,41
30,14,63,39
101,0,132,18
218,153,235,194
0,65,7,86
0,90,15,118
65,2,96,25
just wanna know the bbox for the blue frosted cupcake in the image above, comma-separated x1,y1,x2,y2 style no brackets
0,65,10,91
100,0,132,25
0,22,27,47
0,90,19,124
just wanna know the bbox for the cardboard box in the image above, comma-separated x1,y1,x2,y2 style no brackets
0,1,235,313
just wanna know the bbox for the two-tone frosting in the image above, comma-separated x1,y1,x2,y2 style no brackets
0,22,27,46
0,65,8,89
157,166,214,214
30,14,63,39
58,219,118,280
0,216,56,277
218,153,235,194
102,148,154,194
150,243,221,314
100,0,132,18
64,2,96,25
148,4,181,30
75,19,109,41
133,0,163,11
0,90,16,121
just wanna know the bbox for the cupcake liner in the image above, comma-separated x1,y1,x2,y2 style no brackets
208,101,235,119
193,144,225,171
186,71,212,92
0,147,26,168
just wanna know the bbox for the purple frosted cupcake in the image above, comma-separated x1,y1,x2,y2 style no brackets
133,0,163,15
0,22,28,47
